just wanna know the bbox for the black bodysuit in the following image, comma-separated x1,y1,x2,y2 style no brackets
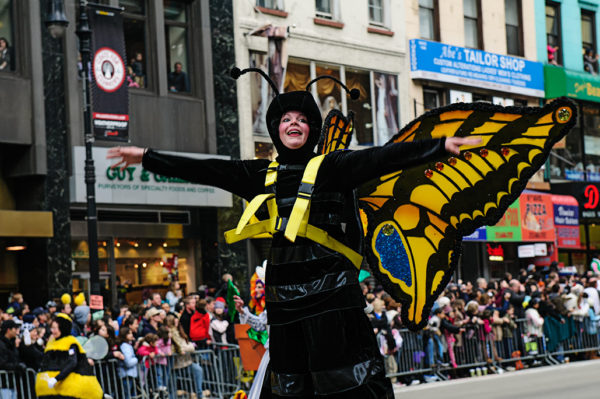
143,138,446,398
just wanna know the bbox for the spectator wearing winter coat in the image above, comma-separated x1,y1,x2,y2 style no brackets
165,314,204,395
584,278,600,315
0,320,26,399
179,295,197,339
189,299,211,349
525,298,544,337
209,300,229,346
72,305,90,337
19,325,44,370
117,327,138,399
140,307,161,336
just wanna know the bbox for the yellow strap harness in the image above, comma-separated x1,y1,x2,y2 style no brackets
224,155,362,268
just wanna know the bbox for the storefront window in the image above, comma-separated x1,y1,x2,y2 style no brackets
315,64,342,122
250,52,271,136
423,87,444,113
120,0,148,88
549,103,583,181
0,0,14,72
164,0,190,93
72,238,190,300
373,72,398,145
346,69,373,145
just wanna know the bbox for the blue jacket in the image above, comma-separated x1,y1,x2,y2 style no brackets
117,342,138,378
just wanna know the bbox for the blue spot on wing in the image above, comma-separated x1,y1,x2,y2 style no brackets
375,226,412,287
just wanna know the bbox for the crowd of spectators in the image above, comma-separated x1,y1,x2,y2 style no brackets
362,263,600,384
2,265,600,393
0,279,241,398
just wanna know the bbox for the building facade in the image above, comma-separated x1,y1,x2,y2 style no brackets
0,0,233,306
538,0,600,272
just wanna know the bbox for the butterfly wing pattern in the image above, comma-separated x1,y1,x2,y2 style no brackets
358,98,576,330
317,109,355,155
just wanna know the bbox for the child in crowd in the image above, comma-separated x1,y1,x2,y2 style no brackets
156,326,173,394
117,327,139,399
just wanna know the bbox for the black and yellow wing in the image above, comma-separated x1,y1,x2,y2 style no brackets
317,109,355,155
358,99,576,331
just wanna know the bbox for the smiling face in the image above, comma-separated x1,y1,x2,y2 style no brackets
278,111,310,150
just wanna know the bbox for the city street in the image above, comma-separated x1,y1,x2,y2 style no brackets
394,360,600,399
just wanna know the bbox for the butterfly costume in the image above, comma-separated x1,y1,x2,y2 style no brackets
141,66,575,398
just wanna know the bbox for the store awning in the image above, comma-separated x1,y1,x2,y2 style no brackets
0,210,53,237
545,64,600,103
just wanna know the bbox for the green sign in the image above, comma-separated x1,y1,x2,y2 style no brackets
486,199,522,242
545,64,600,103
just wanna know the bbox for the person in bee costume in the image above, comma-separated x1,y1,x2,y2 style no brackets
35,313,104,399
107,68,477,398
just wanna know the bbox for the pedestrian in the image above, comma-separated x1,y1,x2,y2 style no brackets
0,320,26,399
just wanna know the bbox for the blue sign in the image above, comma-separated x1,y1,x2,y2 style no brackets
553,204,579,226
410,39,545,97
463,227,487,241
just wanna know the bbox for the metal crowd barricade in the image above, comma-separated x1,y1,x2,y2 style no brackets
547,317,600,361
209,343,242,398
0,368,36,399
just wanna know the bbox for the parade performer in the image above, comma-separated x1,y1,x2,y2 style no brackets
108,68,575,397
35,313,104,399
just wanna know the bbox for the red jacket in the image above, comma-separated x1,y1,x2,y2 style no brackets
189,311,210,342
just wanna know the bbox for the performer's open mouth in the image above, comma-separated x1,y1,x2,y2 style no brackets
286,129,302,137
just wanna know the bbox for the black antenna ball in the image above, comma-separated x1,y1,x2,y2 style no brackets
230,67,242,80
349,88,360,100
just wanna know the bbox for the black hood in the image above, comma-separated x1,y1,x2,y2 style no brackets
266,91,322,163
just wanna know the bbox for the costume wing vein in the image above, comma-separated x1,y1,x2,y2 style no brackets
358,99,576,330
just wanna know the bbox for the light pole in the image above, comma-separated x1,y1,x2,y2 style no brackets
46,0,101,297
75,0,101,297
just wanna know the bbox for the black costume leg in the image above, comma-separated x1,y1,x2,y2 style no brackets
269,308,393,398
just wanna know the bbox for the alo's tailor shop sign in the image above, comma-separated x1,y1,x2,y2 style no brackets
410,39,544,97
463,226,486,241
70,147,232,207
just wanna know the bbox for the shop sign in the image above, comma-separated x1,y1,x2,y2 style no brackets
552,182,600,219
486,199,522,241
552,194,580,248
545,64,600,103
70,147,232,207
518,244,535,258
463,226,487,241
519,192,555,242
410,39,545,97
534,243,547,256
487,243,504,261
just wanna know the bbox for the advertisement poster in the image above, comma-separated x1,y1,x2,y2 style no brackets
552,194,580,248
486,200,522,242
519,192,555,242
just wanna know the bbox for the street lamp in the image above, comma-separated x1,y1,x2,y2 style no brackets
45,0,69,38
45,0,101,298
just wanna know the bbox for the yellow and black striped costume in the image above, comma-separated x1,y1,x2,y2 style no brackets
35,335,103,399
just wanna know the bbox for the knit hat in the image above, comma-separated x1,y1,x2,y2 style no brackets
74,292,86,307
73,305,90,326
214,300,226,310
61,293,72,305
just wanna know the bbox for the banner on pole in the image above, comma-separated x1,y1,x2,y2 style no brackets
89,4,129,142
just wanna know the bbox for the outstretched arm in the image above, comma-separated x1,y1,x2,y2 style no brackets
107,146,268,200
324,137,480,190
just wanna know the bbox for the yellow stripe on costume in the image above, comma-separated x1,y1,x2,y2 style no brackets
36,371,103,399
45,335,85,353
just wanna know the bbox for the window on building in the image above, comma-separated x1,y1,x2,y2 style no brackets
505,0,523,56
346,69,373,145
316,0,332,18
368,0,384,26
373,72,398,145
164,0,190,93
250,51,271,136
582,10,597,74
464,0,481,49
423,88,445,113
120,0,148,88
419,0,438,41
546,2,561,65
0,0,15,72
257,0,284,10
